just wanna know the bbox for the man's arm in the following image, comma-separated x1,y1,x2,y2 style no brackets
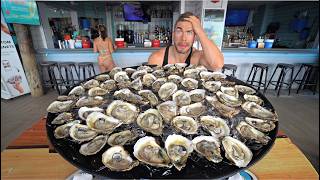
185,16,224,71
147,49,164,66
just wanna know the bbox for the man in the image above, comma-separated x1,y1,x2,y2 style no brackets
148,12,224,71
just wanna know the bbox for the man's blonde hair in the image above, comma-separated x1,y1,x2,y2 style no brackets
174,12,196,29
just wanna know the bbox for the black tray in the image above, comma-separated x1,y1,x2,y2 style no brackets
46,67,278,179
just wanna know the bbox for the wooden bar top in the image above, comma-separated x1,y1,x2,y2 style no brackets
1,138,318,179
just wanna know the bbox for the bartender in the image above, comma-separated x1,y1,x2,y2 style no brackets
148,12,224,71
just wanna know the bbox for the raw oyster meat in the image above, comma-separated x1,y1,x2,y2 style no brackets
202,81,221,92
183,69,200,79
168,74,183,84
156,101,178,123
100,79,117,91
51,112,73,124
199,71,214,81
172,116,198,134
86,112,123,134
136,109,163,136
205,96,240,119
82,79,100,89
102,146,139,171
95,74,110,82
109,67,122,79
179,102,206,117
236,121,271,145
181,78,198,90
54,120,81,139
114,71,130,83
69,124,98,143
137,65,153,73
114,88,147,105
47,100,74,113
192,136,223,163
108,130,139,146
158,82,178,101
152,77,167,92
220,86,239,98
245,117,276,132
216,91,242,107
106,100,139,124
79,135,108,156
200,116,230,138
68,86,85,96
244,94,264,105
76,96,104,107
189,89,206,102
235,85,256,95
78,107,104,120
172,90,191,106
138,89,159,106
241,102,278,121
130,77,143,91
88,87,108,96
131,70,147,80
212,72,226,80
142,73,157,87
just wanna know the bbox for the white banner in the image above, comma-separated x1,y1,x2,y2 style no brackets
1,12,30,99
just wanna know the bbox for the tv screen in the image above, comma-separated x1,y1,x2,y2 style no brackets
225,9,249,26
123,3,146,21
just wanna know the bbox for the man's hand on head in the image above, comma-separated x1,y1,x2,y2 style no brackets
183,16,204,36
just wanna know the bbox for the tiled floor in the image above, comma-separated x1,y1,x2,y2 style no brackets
1,88,319,173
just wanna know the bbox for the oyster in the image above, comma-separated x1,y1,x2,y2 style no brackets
79,135,108,156
183,69,200,79
137,65,153,73
175,63,188,73
76,96,104,107
88,87,108,96
124,67,136,76
202,81,221,92
212,72,226,80
158,82,178,101
216,91,242,107
133,136,171,167
86,112,123,134
106,100,139,124
114,71,130,83
172,90,191,106
165,134,193,171
131,70,147,80
130,77,143,91
83,79,100,89
100,79,117,91
78,106,104,120
222,136,253,168
68,86,85,96
109,67,122,79
152,77,167,92
152,69,166,78
172,116,198,134
69,124,98,143
234,85,256,95
199,71,214,81
108,130,139,146
245,117,276,132
200,116,230,138
241,102,278,121
195,65,208,72
164,64,179,75
236,121,271,145
156,101,178,123
189,89,206,102
205,96,240,119
51,112,73,125
168,74,183,84
95,74,110,82
56,95,77,101
142,73,157,87
138,90,159,106
54,120,81,139
181,78,198,90
220,86,239,98
192,136,223,163
136,109,163,136
102,146,139,171
47,100,74,113
114,88,147,105
179,102,206,117
244,94,264,105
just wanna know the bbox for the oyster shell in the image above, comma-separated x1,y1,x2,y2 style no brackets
200,116,230,138
175,63,188,73
179,102,206,117
114,88,147,105
95,74,110,82
88,87,108,96
156,101,178,123
142,73,157,87
75,96,104,107
220,86,239,98
130,77,143,91
51,112,73,125
133,136,171,167
47,100,74,113
172,90,191,106
216,91,242,107
138,90,159,106
236,121,271,145
86,112,123,134
202,81,221,93
131,70,147,80
241,102,278,121
78,106,104,120
205,96,240,119
68,86,85,96
56,95,77,101
152,69,166,78
168,74,183,84
152,77,167,92
199,71,214,81
234,85,256,95
137,65,153,73
54,120,81,139
196,65,208,72
222,136,253,168
164,64,179,75
172,116,198,134
114,71,130,83
192,136,223,163
245,117,276,132
124,67,136,76
108,130,139,146
109,67,122,79
189,89,206,102
183,69,200,79
100,79,117,91
243,94,264,105
181,78,198,90
79,135,108,156
102,146,139,171
83,79,100,89
69,124,98,143
106,100,139,124
165,134,193,171
212,72,226,80
136,109,163,136
158,82,178,101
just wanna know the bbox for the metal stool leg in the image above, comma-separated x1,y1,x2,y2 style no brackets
292,64,303,83
251,67,258,85
297,66,311,94
263,67,268,94
50,66,61,95
258,68,264,91
277,69,286,96
267,66,278,89
313,70,319,95
288,67,294,95
275,69,284,91
246,66,254,83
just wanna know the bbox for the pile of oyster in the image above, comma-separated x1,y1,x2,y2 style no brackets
47,63,278,172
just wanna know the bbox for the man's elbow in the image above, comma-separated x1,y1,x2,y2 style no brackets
215,54,224,70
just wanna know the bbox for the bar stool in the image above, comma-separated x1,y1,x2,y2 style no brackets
292,63,319,95
78,62,96,81
58,62,79,90
266,63,294,96
222,64,237,77
39,61,62,95
246,63,269,93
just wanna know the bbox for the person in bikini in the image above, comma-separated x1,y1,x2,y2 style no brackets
93,24,116,72
148,12,224,71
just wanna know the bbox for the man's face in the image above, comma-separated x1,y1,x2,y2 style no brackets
173,21,195,54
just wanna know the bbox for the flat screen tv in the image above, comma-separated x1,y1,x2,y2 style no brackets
225,9,249,26
123,3,147,22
